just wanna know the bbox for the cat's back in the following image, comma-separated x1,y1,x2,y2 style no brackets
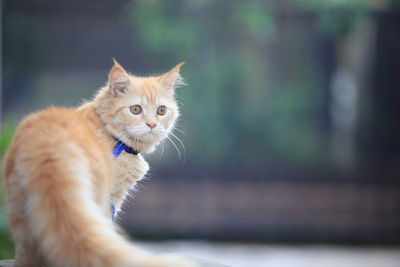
20,106,84,131
4,106,102,178
12,106,91,148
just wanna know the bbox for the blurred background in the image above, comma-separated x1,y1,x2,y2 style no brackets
1,0,400,266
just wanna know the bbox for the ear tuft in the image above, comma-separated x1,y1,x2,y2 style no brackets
109,58,131,96
158,61,186,94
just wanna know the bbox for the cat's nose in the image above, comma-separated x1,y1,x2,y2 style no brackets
146,122,157,129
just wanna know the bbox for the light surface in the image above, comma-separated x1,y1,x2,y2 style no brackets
138,241,400,267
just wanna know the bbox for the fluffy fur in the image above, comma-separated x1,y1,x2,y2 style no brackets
3,60,196,266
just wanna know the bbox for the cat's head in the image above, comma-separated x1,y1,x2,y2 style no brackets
95,59,185,153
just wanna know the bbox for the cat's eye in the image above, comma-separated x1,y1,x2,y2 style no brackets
130,105,142,115
157,105,167,116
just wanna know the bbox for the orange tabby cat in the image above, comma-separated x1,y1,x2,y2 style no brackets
3,60,197,267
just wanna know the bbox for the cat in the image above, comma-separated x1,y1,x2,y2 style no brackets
3,60,198,267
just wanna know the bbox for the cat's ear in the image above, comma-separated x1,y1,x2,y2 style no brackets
108,59,131,97
158,62,186,95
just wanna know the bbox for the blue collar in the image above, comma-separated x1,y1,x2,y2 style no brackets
112,138,140,157
111,204,116,220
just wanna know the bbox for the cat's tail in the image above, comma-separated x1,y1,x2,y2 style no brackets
21,146,194,267
21,150,149,267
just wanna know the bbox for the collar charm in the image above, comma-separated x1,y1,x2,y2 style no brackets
112,138,140,157
111,203,116,220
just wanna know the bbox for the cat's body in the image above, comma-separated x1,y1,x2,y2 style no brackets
3,61,195,266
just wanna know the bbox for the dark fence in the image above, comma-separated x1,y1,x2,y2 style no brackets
120,165,400,243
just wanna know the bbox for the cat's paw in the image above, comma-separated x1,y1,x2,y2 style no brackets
140,253,199,267
134,154,149,177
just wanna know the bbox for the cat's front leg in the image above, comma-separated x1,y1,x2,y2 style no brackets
111,153,149,214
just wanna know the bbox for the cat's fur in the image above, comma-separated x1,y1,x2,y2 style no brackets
3,60,196,266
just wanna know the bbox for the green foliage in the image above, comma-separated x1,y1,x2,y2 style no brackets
124,0,358,166
0,119,17,259
297,0,371,37
0,228,14,259
297,0,369,9
391,0,400,7
231,1,275,41
126,1,198,57
125,0,276,60
0,120,16,155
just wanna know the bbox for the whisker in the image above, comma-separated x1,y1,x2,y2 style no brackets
167,136,181,160
169,132,186,164
176,99,186,108
160,139,165,158
175,95,186,108
174,128,186,135
170,132,185,154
